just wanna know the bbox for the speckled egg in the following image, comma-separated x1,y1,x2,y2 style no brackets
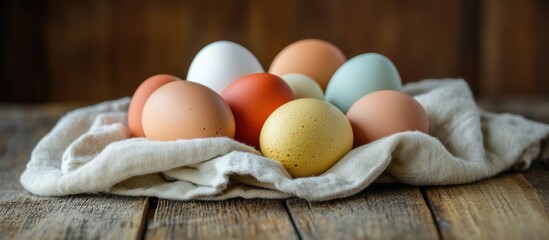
142,80,235,141
260,98,353,178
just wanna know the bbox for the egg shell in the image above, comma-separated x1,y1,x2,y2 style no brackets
325,53,402,113
187,41,264,93
260,98,353,178
269,39,346,90
221,73,294,148
346,90,429,146
280,73,324,99
127,74,179,137
142,80,235,141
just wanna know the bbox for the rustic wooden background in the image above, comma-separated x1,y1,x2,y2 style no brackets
1,0,548,103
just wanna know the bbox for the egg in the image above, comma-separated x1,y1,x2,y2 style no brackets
346,90,429,146
325,53,402,113
142,80,235,141
127,74,179,137
280,73,324,99
269,39,346,90
260,98,353,178
187,41,264,93
221,73,294,148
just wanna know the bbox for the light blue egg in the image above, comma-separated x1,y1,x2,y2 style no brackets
325,53,402,113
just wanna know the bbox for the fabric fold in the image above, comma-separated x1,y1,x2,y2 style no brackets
20,79,549,201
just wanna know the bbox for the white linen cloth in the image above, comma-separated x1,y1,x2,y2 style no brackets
20,79,549,201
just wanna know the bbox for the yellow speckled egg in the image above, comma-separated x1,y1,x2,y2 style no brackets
260,98,353,178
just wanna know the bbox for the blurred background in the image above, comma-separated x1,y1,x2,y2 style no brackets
1,0,548,103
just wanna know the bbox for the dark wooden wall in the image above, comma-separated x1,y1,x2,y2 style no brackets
1,0,548,103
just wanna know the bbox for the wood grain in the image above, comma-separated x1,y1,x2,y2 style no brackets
480,0,549,97
2,0,476,102
3,0,549,102
477,96,549,124
1,100,549,238
286,184,440,240
0,104,149,240
425,173,549,239
523,161,549,213
146,198,298,240
0,0,49,103
0,195,149,240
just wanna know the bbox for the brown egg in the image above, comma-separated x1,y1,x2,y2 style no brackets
142,81,235,141
346,90,429,146
128,74,179,137
269,39,346,90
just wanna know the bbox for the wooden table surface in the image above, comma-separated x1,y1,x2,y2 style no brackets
1,98,548,239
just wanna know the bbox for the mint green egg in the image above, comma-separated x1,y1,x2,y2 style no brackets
325,53,402,113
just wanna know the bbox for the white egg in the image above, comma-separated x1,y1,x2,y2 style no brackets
187,41,264,93
280,73,324,99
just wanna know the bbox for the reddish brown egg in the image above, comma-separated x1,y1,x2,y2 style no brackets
128,74,179,137
346,90,429,147
221,73,294,148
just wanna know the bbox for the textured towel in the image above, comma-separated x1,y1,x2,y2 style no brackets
20,79,549,201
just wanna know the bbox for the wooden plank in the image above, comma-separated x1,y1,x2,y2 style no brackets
0,195,149,240
11,0,468,102
523,161,549,214
0,105,149,239
146,198,298,240
424,173,549,239
0,0,50,103
480,0,549,97
286,184,440,240
5,0,549,102
477,96,549,124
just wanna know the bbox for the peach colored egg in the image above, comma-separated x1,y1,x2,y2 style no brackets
142,81,235,141
269,39,346,90
346,90,429,147
128,74,179,137
221,73,294,148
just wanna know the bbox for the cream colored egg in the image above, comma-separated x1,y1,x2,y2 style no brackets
260,98,353,178
280,73,324,99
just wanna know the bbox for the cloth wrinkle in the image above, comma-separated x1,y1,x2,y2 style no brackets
19,79,549,201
